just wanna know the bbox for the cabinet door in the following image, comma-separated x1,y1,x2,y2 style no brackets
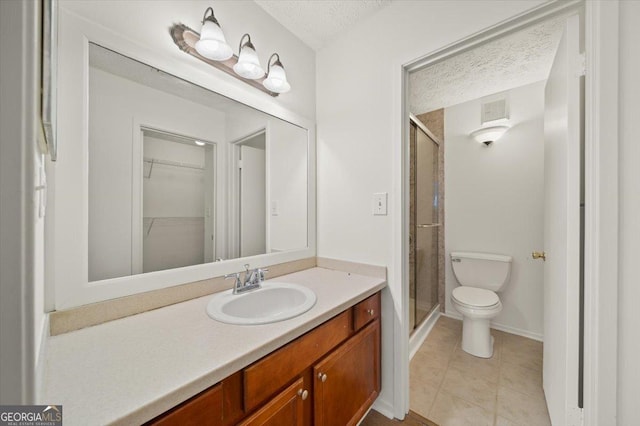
314,320,380,426
149,383,223,426
239,377,307,426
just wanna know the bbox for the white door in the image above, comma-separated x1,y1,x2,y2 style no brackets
240,144,266,257
543,14,582,425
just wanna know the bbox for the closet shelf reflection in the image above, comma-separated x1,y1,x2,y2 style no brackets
143,157,205,178
143,217,205,237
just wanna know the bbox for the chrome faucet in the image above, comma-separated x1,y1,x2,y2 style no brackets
225,264,269,294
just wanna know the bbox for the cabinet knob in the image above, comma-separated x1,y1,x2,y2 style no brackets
367,309,375,316
297,389,309,400
318,372,327,382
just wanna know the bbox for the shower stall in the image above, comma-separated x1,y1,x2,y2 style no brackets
409,117,440,333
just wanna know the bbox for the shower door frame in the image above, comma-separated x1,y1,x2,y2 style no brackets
409,115,441,333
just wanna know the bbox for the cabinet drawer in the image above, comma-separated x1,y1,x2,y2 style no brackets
149,383,223,426
353,292,380,331
244,310,352,410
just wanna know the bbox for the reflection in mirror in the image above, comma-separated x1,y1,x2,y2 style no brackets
88,43,307,282
142,129,216,273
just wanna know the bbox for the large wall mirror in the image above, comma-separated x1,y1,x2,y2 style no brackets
88,44,308,282
50,5,315,309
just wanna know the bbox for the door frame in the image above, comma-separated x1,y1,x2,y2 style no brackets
398,1,619,424
229,127,269,259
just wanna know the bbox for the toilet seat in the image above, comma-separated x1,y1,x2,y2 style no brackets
452,287,500,309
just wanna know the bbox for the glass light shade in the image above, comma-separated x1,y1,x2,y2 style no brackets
263,63,291,93
233,45,265,80
470,125,509,145
195,20,233,61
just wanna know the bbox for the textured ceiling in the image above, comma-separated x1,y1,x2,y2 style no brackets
410,18,564,115
254,0,394,50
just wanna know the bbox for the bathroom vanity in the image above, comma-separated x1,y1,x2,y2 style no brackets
41,267,385,425
150,291,380,426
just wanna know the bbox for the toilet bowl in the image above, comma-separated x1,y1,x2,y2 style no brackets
450,252,512,358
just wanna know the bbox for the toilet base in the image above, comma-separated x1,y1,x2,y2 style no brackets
461,317,494,358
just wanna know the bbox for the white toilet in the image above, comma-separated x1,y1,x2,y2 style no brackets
450,251,512,358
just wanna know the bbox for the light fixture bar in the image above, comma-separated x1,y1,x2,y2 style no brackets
170,24,279,97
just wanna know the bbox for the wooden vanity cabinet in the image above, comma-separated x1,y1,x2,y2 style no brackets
150,382,223,426
148,291,381,426
313,320,380,426
238,377,306,426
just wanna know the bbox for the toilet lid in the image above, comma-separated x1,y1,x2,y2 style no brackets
452,287,500,308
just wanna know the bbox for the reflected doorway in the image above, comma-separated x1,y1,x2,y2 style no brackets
234,130,267,257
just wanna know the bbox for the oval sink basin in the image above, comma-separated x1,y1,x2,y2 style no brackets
206,282,317,325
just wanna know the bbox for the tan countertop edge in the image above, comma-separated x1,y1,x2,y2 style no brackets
42,267,387,426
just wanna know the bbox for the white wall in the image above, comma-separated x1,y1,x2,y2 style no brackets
617,1,640,423
88,66,225,281
0,0,43,403
269,121,308,251
316,0,545,416
444,81,545,339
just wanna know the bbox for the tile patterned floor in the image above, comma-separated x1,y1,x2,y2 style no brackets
361,409,438,426
409,316,550,426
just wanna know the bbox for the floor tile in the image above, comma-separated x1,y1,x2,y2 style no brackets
495,415,520,426
496,385,551,426
409,320,549,426
429,391,494,426
436,316,463,333
440,363,498,411
411,350,448,387
449,346,501,384
409,379,439,420
500,360,543,398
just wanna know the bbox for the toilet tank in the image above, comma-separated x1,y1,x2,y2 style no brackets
450,252,512,292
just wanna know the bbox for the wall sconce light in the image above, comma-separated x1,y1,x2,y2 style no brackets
195,7,233,61
233,34,265,80
470,125,509,146
170,7,290,97
263,54,291,94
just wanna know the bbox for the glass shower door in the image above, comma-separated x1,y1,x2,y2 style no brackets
410,119,440,332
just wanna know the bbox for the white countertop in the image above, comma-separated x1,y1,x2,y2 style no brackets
41,267,386,425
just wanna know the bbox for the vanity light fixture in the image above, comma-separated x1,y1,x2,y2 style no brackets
470,125,509,146
195,7,233,61
263,53,291,94
170,8,291,97
233,34,265,80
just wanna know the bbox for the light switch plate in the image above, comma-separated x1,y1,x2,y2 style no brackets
373,193,387,216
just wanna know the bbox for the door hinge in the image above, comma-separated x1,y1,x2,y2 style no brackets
576,52,586,77
237,160,243,169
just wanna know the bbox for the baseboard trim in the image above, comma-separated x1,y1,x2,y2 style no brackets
442,311,543,342
409,306,440,360
371,396,394,420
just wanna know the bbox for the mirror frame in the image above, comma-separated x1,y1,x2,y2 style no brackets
47,6,316,310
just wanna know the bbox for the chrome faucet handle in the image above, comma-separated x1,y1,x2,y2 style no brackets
244,263,256,286
225,272,242,293
257,268,269,282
